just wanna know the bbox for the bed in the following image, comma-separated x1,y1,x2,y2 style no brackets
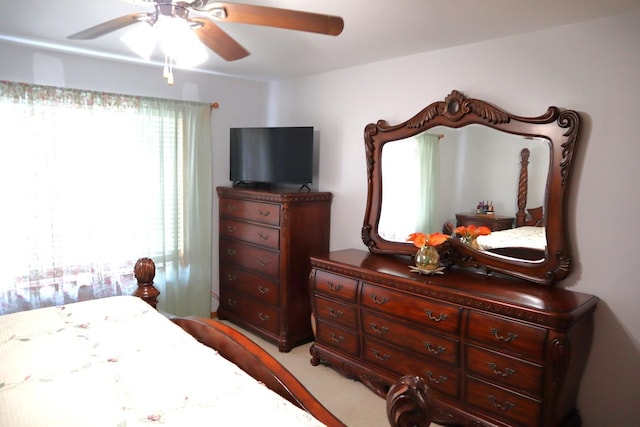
0,257,423,427
475,148,547,260
0,257,344,426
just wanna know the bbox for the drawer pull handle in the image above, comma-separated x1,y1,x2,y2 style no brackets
371,295,388,305
227,298,237,306
424,370,447,384
423,341,446,355
226,225,236,233
331,333,345,343
258,312,270,321
258,210,270,217
258,286,269,295
328,308,344,318
372,349,391,361
258,232,269,240
370,323,389,335
226,249,237,256
488,362,516,377
226,205,237,212
258,259,270,267
226,274,237,282
328,281,343,291
488,395,515,411
490,328,518,342
424,310,447,322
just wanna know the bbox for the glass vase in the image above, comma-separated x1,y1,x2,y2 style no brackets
415,245,440,270
461,236,480,250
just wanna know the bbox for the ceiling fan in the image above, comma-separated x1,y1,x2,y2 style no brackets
68,1,345,62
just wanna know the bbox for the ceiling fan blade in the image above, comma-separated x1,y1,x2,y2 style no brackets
206,2,344,36
191,18,249,61
68,13,151,40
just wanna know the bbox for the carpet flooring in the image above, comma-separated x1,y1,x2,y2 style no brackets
220,321,440,427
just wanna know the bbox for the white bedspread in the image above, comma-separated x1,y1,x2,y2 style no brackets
477,226,546,251
0,296,325,427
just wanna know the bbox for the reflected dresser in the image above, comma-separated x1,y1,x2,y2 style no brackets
217,186,332,352
309,249,597,427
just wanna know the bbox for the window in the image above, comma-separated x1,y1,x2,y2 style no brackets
0,82,212,316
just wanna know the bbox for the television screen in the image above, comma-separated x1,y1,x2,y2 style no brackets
230,126,314,187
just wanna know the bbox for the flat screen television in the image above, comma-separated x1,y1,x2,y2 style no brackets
230,126,314,188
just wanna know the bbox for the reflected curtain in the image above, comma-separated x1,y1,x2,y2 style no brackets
0,81,212,317
415,132,440,233
379,133,440,240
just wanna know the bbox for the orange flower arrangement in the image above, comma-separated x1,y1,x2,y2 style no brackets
407,232,448,248
454,225,491,249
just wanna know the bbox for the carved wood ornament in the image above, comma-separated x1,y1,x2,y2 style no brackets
362,90,582,285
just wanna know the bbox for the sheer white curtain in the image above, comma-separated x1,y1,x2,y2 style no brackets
378,133,440,241
0,81,212,316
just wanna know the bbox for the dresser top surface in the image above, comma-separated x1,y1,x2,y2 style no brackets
217,186,333,202
311,249,597,316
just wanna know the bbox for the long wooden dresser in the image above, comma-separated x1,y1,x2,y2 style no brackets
309,249,598,427
217,186,332,352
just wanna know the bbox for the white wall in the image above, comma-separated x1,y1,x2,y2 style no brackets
271,10,640,427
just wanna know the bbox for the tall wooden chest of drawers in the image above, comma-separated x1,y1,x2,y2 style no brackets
217,186,332,352
309,249,598,427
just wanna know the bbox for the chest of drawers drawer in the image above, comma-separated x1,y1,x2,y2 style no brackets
314,295,358,330
363,337,460,399
220,218,280,250
361,283,461,335
220,239,280,278
312,270,358,303
315,320,359,356
361,310,459,367
467,311,547,362
219,197,280,226
219,289,280,335
465,377,542,427
220,265,279,306
466,345,544,396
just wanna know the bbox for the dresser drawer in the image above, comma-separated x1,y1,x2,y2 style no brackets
466,311,547,362
220,197,281,226
220,218,280,250
316,320,359,356
314,296,357,330
363,338,460,399
361,283,461,335
220,265,279,306
466,345,543,397
361,310,459,367
465,377,542,427
220,239,280,278
219,290,280,335
312,270,358,303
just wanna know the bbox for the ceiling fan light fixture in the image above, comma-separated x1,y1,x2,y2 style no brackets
157,15,208,68
120,22,157,61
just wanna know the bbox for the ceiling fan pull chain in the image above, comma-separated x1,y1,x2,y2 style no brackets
163,55,174,85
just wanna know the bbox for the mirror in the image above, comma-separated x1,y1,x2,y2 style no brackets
361,90,582,285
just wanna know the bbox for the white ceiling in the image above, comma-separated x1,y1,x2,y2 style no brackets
1,0,639,81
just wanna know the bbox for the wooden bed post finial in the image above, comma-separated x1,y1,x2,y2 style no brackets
133,257,160,309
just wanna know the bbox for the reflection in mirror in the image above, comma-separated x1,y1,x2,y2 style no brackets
378,125,550,263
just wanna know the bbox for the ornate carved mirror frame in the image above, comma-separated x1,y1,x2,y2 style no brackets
361,90,582,285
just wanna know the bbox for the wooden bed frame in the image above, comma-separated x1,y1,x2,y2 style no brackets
132,257,432,427
130,257,344,426
483,147,546,261
515,147,544,227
